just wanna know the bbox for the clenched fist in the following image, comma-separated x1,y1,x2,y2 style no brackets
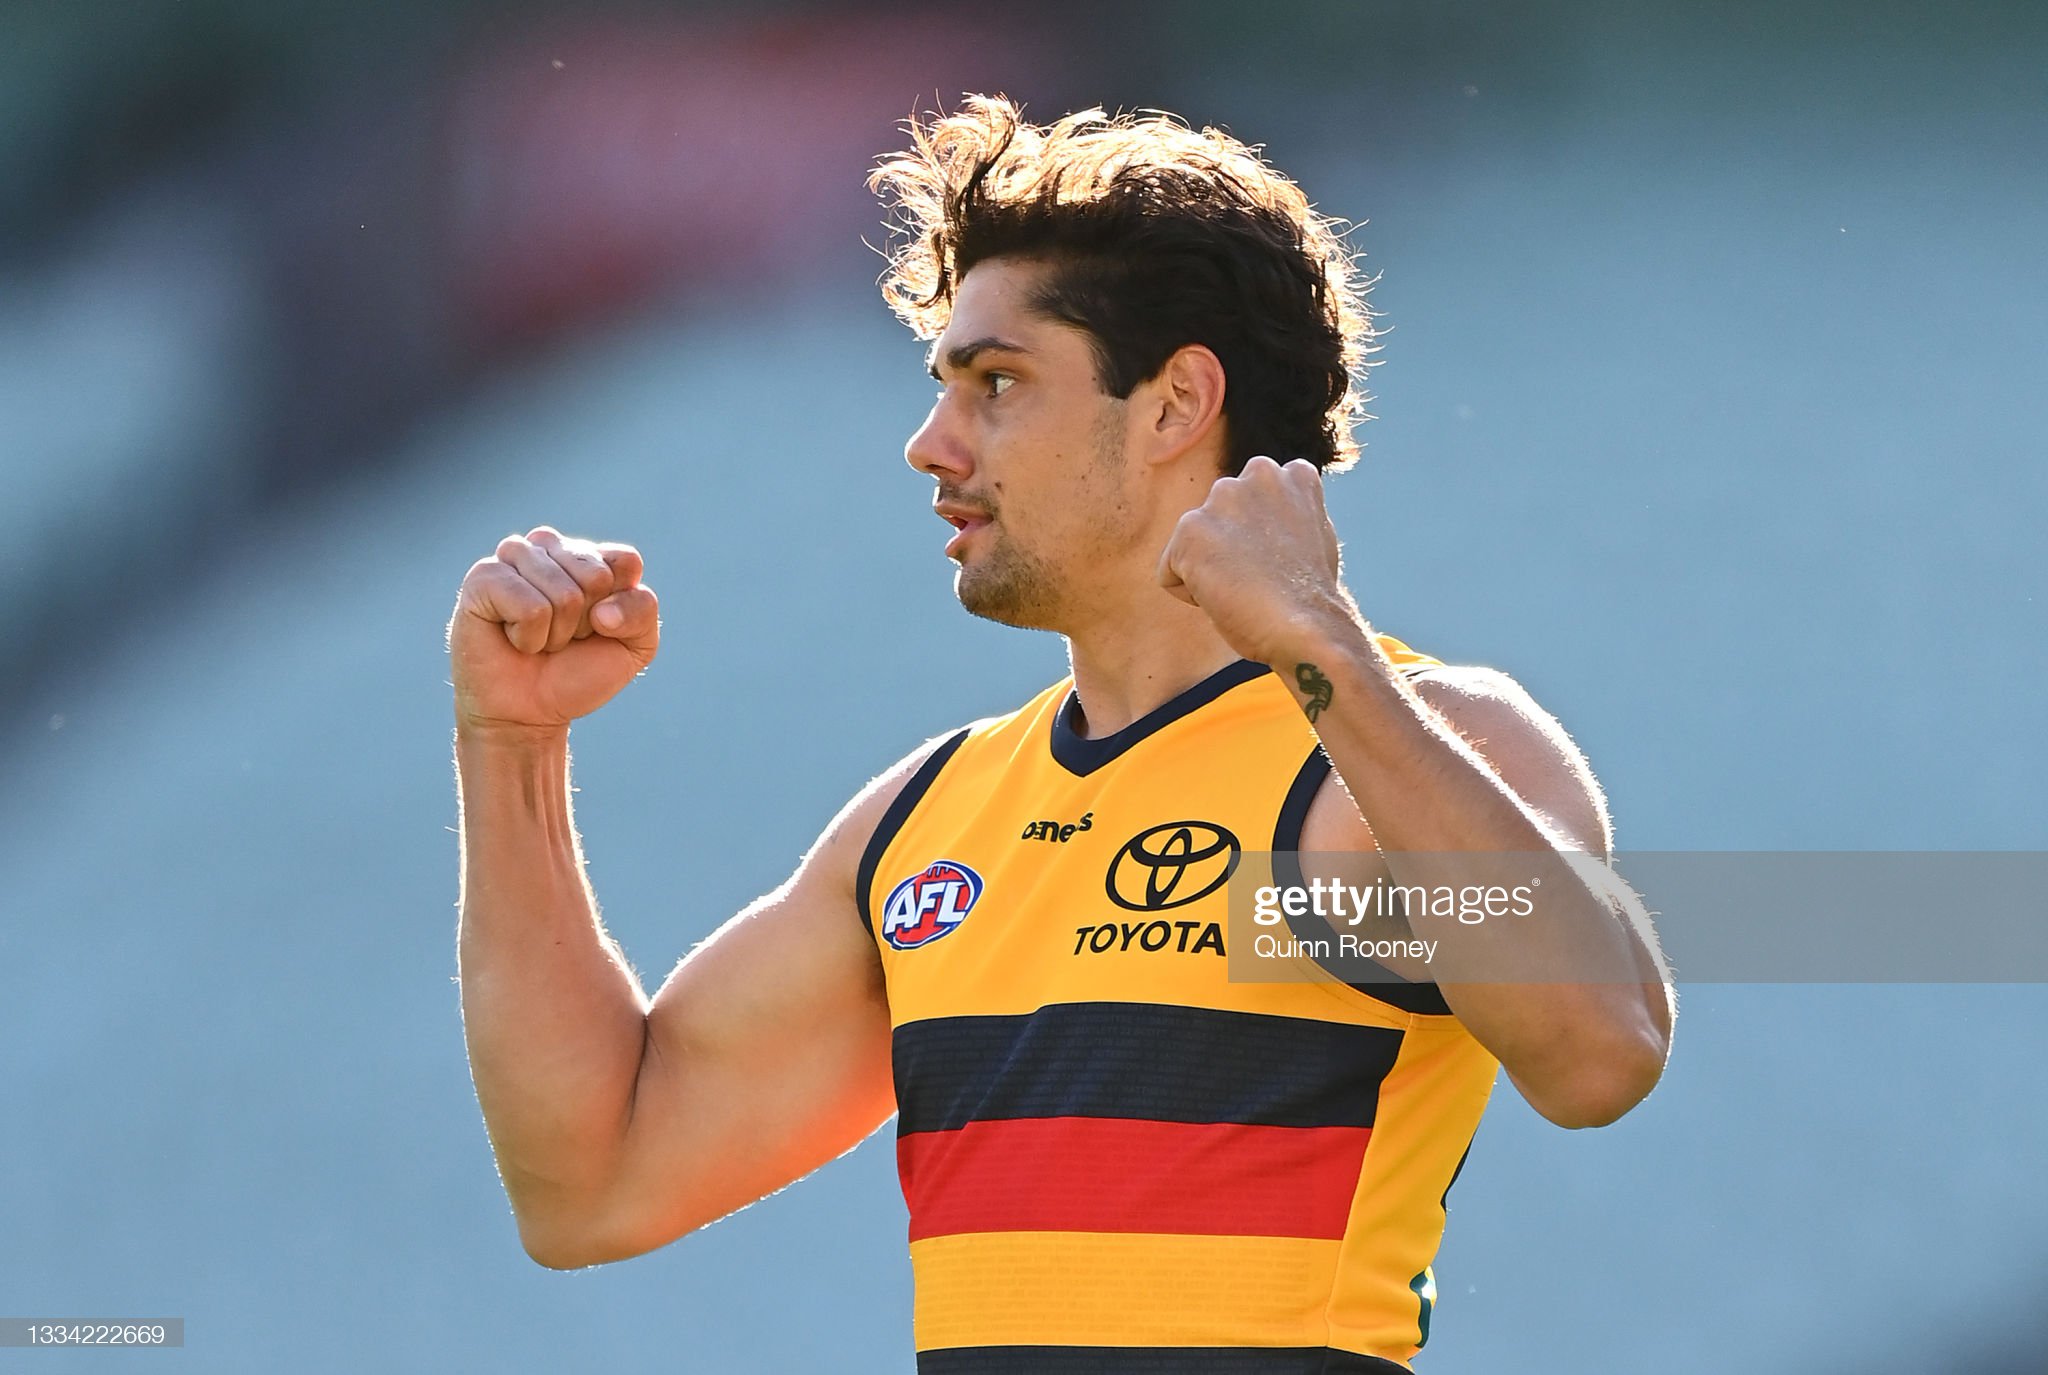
1156,456,1351,666
448,526,660,730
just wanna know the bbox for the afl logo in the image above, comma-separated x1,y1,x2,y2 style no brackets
1105,821,1241,912
879,860,985,950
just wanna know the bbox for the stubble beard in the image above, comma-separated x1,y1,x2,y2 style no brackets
955,531,1064,630
954,413,1133,632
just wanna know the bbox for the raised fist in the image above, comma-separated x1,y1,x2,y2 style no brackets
1156,455,1346,666
448,527,660,730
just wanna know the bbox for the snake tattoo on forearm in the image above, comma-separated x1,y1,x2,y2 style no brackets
1295,662,1333,722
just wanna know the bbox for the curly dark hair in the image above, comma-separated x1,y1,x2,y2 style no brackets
868,95,1375,474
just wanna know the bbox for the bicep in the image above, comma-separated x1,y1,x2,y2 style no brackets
1409,667,1613,855
1410,668,1674,1038
604,875,895,1254
582,745,942,1260
1300,666,1611,855
1296,665,1616,979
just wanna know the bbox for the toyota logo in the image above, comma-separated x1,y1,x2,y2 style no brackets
1104,821,1242,912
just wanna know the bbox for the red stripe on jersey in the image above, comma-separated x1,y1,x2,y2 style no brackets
899,1116,1372,1242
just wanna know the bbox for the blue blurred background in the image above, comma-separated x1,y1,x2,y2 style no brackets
2,1,2043,1370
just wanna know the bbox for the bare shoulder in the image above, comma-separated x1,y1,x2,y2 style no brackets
647,725,966,1057
807,726,972,892
665,723,970,1014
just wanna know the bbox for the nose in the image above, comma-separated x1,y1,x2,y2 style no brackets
905,394,972,482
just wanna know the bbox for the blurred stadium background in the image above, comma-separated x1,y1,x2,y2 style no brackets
2,0,2043,1369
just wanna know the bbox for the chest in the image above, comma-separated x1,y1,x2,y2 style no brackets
870,736,1307,1026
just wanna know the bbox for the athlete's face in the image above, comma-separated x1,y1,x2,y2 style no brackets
906,257,1139,631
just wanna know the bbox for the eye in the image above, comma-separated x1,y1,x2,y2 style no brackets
986,372,1015,399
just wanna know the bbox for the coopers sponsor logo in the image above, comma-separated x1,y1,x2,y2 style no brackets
879,860,984,950
1105,821,1242,912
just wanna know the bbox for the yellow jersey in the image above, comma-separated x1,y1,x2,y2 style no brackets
859,642,1498,1373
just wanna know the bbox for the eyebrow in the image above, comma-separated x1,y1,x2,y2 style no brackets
926,336,1031,381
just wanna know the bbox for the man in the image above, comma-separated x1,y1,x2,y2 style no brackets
450,97,1673,1372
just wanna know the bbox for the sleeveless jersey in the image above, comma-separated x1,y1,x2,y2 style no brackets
858,640,1499,1374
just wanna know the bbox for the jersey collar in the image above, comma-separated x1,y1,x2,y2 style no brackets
1049,658,1271,778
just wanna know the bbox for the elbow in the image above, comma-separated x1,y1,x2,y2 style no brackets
1535,1078,1654,1130
513,1194,697,1271
511,1192,649,1271
1525,1023,1670,1130
517,1214,617,1271
523,1244,590,1273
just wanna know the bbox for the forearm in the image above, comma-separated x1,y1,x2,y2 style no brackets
456,724,650,1205
1275,610,1670,1123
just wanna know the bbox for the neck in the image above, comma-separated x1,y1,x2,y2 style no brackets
1061,595,1246,739
1051,446,1249,737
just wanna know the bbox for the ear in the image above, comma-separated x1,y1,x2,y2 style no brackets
1137,344,1227,468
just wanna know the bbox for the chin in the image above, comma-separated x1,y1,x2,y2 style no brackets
955,566,1059,631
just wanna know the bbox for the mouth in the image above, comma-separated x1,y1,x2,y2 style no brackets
935,502,993,560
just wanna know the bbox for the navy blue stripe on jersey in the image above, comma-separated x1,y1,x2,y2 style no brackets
1272,747,1453,1017
858,728,972,936
893,1001,1403,1135
918,1346,1412,1374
